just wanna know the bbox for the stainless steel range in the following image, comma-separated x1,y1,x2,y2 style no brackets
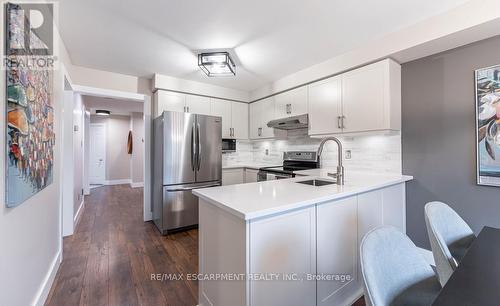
257,151,319,181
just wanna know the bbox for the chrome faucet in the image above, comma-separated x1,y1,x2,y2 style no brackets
317,137,345,185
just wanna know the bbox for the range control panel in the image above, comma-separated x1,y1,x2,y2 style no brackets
283,151,317,162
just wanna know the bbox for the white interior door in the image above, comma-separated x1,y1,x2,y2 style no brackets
89,123,106,184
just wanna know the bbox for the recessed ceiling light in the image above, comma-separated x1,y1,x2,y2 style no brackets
198,52,235,77
96,110,110,116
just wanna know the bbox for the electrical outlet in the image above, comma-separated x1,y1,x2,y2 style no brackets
345,150,352,159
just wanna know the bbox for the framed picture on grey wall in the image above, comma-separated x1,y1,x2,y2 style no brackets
476,64,500,186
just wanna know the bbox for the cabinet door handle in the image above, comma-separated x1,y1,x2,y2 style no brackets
337,116,342,129
341,116,346,129
230,128,234,137
286,103,291,114
187,106,190,113
258,127,262,136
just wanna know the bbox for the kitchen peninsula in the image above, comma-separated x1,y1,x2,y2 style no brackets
193,171,412,306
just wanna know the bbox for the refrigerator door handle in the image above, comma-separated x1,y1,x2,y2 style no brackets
166,183,220,192
191,122,196,171
197,122,202,171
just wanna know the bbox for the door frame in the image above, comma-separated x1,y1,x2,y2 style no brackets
61,84,152,236
89,123,106,185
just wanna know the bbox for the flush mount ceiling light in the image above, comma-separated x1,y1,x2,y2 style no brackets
198,52,236,77
96,110,110,116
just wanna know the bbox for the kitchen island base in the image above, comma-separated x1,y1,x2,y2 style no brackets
198,182,407,306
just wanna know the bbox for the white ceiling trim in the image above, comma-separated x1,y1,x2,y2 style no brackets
153,73,250,102
73,85,146,102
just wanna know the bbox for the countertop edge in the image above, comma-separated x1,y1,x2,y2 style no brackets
195,175,413,221
222,164,279,170
193,190,247,219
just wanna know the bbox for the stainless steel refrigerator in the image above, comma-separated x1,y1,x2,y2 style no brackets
152,111,222,235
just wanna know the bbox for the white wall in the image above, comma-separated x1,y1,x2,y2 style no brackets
83,111,90,195
153,73,249,102
130,113,144,186
73,94,84,217
90,115,131,182
69,65,152,96
0,24,69,306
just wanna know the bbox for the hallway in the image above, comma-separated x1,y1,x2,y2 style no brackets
45,185,198,306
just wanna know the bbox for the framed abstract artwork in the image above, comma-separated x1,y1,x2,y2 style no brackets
475,64,500,186
5,3,55,207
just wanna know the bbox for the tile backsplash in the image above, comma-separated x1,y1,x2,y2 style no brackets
222,131,402,174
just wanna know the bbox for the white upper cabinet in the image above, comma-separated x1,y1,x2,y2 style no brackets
274,87,308,118
155,90,212,116
231,102,249,139
308,59,401,135
155,90,185,115
308,76,342,135
341,61,384,133
210,99,249,139
250,97,275,139
186,95,211,115
210,98,232,138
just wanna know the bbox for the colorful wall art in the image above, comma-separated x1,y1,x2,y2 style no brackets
5,9,55,207
476,64,500,186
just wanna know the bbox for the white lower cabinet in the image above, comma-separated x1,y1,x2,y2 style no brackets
250,207,316,306
244,169,258,183
317,197,359,306
381,184,406,231
222,169,244,186
222,168,259,185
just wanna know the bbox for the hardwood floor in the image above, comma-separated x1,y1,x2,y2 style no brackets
45,185,198,306
45,184,366,306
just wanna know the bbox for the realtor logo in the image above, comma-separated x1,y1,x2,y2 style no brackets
5,2,53,56
3,1,58,70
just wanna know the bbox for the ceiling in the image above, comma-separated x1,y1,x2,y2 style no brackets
59,0,471,92
83,95,143,116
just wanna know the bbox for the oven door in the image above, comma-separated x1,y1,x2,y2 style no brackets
257,171,293,181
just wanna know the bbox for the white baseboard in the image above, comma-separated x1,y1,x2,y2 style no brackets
33,249,61,306
130,181,144,188
418,247,435,266
74,199,85,227
104,179,131,186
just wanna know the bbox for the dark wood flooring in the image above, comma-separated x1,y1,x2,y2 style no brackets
45,184,365,306
45,185,198,306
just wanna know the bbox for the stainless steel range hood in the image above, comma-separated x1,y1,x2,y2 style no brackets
267,114,308,130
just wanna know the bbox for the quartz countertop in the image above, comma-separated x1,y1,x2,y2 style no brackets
193,171,413,220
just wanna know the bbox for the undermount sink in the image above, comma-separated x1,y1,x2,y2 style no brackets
296,179,336,186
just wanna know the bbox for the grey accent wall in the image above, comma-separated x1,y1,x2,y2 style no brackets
402,35,500,248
